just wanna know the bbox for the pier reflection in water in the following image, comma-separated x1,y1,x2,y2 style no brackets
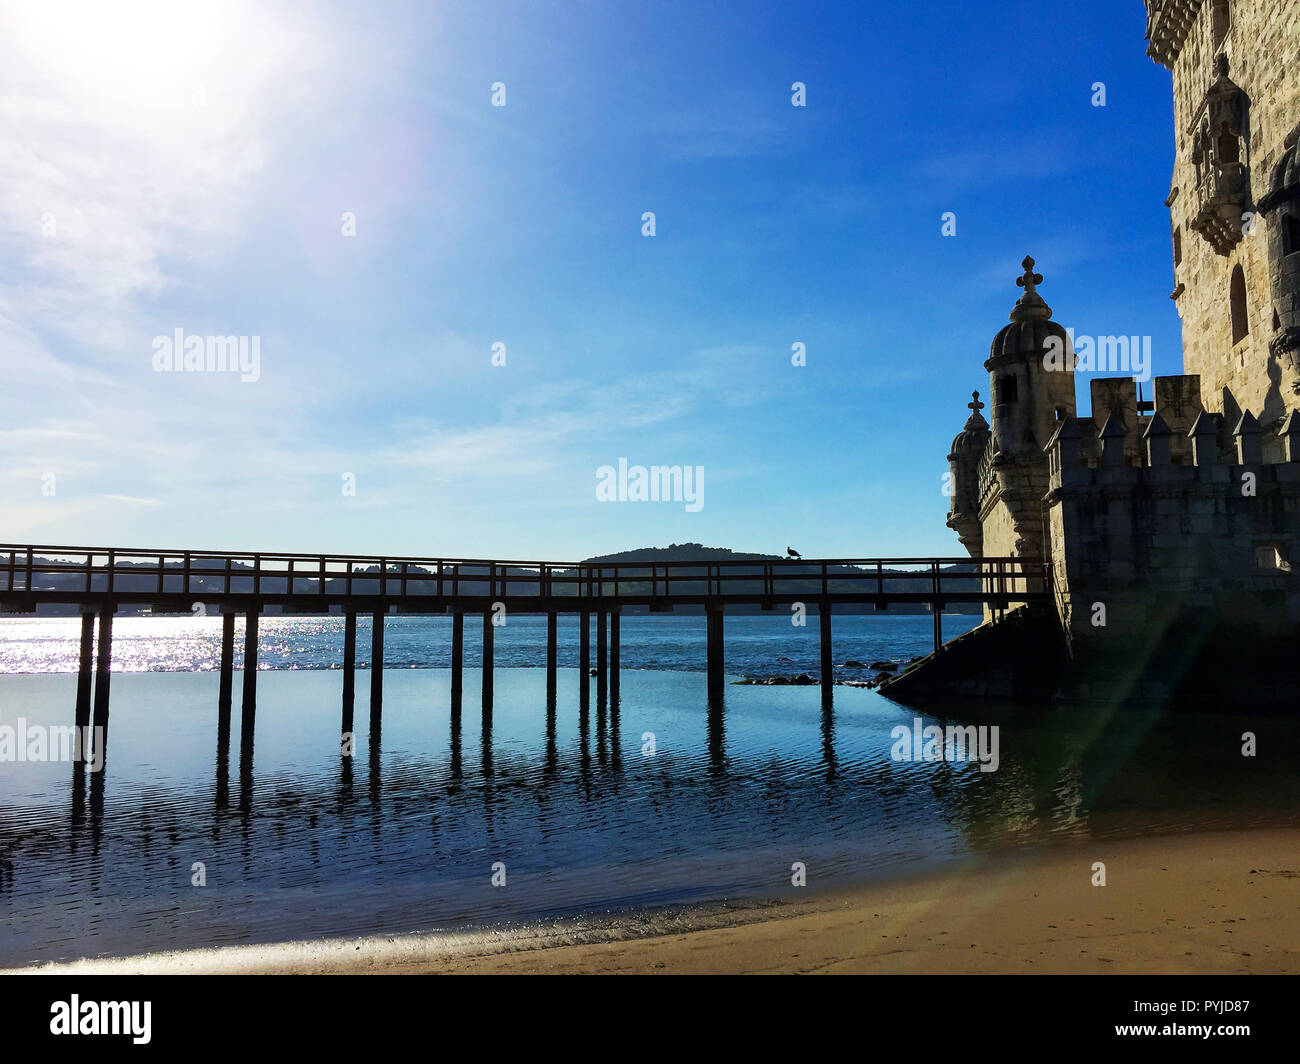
2,667,1297,968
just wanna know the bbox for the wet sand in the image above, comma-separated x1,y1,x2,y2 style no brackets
12,827,1298,975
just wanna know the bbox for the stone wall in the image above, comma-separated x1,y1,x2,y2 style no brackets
1157,0,1300,416
1044,387,1300,662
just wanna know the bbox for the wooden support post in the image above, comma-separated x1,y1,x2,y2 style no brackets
342,610,357,732
242,607,259,712
218,609,236,718
819,600,833,691
75,607,94,729
596,609,607,703
450,611,464,708
482,608,494,709
92,604,114,731
610,609,620,702
546,612,557,706
238,607,259,778
370,607,385,717
579,610,590,703
706,604,724,704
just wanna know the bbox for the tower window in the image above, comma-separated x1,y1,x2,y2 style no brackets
1211,0,1230,51
1173,226,1182,266
1216,124,1239,165
1230,264,1249,344
1284,215,1300,256
999,375,1018,403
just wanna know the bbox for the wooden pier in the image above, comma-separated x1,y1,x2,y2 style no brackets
0,544,1049,736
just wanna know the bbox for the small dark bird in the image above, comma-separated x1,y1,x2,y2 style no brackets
786,547,801,559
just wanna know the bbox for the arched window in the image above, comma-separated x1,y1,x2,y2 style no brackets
1230,265,1249,344
1211,0,1230,51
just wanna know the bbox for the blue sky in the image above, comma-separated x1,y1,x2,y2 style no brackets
0,0,1181,560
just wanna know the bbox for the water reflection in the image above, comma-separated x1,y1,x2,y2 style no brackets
2,668,1297,967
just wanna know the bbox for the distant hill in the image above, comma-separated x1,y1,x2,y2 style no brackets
582,543,777,565
576,543,980,613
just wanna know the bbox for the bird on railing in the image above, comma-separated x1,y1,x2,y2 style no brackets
786,547,801,559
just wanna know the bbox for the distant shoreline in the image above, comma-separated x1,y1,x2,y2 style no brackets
13,827,1297,975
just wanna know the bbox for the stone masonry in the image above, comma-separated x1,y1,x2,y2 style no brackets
891,2,1300,706
1150,0,1300,419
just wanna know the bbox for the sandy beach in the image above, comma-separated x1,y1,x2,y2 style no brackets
13,827,1297,975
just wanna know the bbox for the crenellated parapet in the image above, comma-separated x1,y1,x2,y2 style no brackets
1042,373,1300,647
1043,372,1300,486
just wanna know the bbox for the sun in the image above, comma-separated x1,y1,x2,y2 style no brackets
10,0,243,110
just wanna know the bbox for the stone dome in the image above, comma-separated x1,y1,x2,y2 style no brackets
949,391,990,456
986,256,1069,366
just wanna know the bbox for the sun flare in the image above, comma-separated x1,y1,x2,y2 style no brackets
10,0,245,109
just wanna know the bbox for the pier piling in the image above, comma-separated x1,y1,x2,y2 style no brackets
482,608,494,709
242,607,260,711
91,604,114,731
545,611,557,705
218,608,236,718
610,609,620,702
596,609,607,704
75,606,94,729
706,604,724,704
370,607,385,717
819,600,833,691
239,607,259,772
579,610,590,704
451,611,464,708
342,610,357,731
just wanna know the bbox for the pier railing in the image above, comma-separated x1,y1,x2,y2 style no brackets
0,544,1051,610
6,544,1053,745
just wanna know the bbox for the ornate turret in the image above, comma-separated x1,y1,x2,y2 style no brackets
1261,137,1300,391
946,391,989,556
985,257,1077,461
1186,54,1250,256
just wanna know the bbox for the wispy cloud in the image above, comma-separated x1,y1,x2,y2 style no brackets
93,493,161,507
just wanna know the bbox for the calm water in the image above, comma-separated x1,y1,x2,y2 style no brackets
0,611,978,675
1,614,1296,967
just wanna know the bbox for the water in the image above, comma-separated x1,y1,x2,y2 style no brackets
0,612,974,675
1,614,1296,967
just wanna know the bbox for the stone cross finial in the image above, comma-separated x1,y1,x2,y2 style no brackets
1015,256,1043,296
968,390,984,413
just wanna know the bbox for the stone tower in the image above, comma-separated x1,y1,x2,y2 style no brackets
1145,0,1300,422
897,7,1300,706
956,257,1077,562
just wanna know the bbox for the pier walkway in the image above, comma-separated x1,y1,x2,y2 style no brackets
0,544,1050,735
